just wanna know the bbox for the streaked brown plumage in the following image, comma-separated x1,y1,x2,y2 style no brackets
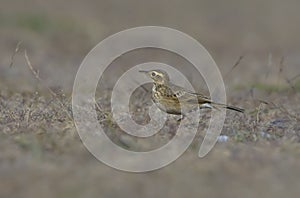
140,69,244,115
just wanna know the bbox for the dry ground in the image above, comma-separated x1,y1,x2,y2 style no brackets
0,0,300,198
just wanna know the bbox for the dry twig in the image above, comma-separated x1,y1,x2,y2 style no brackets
9,41,23,68
224,55,244,81
276,56,285,89
24,50,73,120
256,102,264,123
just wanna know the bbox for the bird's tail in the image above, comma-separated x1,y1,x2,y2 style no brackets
224,105,245,113
212,103,245,113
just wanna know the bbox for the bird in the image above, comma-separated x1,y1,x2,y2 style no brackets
139,69,244,115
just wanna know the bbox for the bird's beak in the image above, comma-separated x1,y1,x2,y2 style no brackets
139,70,149,73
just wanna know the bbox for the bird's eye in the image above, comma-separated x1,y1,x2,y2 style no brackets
151,72,156,77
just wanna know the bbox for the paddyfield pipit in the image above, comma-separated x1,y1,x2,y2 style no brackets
139,69,244,115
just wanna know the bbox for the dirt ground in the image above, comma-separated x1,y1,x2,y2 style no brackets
0,0,300,198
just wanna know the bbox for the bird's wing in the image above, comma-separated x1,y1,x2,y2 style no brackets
169,84,212,104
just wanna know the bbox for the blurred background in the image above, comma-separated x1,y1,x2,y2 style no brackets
1,0,300,91
0,0,300,198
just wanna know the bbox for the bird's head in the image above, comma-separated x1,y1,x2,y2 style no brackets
139,69,170,85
